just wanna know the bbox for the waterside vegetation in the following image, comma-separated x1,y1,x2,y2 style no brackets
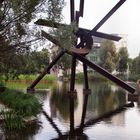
0,87,42,130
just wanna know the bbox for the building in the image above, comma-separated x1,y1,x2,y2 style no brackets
88,34,127,63
87,36,103,64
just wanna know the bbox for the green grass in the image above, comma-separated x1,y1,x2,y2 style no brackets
76,72,108,82
17,74,57,82
0,88,42,130
0,89,42,117
116,73,140,82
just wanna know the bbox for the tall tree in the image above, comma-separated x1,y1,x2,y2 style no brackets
0,0,65,78
99,40,117,72
117,47,129,74
135,54,140,74
51,23,76,76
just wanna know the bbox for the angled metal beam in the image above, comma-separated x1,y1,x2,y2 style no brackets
66,50,135,94
41,30,60,46
93,31,121,41
35,19,121,41
90,0,126,33
78,28,121,41
35,19,66,28
27,50,66,90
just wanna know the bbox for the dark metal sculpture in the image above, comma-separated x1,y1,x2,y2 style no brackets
27,0,135,94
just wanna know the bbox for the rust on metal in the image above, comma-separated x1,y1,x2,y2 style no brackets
70,47,90,55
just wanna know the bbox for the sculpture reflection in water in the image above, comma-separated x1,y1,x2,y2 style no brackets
43,90,134,140
43,93,89,140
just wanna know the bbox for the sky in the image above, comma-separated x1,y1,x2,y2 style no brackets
62,0,140,58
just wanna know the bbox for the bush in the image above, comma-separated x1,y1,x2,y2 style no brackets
116,73,140,82
0,89,42,117
76,72,108,82
0,110,24,130
0,83,6,92
128,74,140,82
0,75,6,92
0,89,42,130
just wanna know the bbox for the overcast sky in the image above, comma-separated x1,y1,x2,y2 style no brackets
63,0,140,58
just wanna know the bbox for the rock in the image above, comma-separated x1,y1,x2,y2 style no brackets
23,116,37,123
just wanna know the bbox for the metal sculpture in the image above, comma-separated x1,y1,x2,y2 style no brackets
27,0,135,94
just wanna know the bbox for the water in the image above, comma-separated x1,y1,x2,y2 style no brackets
3,81,140,140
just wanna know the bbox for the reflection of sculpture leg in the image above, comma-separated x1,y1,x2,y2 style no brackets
80,94,88,127
69,97,75,137
70,56,76,92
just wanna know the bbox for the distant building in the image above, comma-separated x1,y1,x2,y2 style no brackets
87,36,103,64
77,34,128,73
87,34,127,63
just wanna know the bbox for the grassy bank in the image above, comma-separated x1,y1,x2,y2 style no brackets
76,72,140,83
76,72,108,82
116,74,140,82
0,74,57,83
18,74,57,82
0,88,42,129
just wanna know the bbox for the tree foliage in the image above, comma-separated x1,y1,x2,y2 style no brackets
47,0,65,22
0,49,49,80
0,0,65,78
131,54,140,74
117,47,128,73
49,23,77,75
99,40,117,72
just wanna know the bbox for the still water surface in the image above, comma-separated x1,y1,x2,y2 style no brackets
4,81,140,140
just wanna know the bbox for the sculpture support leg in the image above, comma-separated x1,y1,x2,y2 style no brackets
70,56,76,92
83,63,89,89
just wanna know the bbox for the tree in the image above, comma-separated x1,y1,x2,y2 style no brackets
135,54,140,74
55,23,76,76
0,0,65,78
99,40,117,72
0,0,44,78
117,47,129,74
47,0,65,22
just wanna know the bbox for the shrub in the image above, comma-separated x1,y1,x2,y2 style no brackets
0,89,42,130
0,89,42,117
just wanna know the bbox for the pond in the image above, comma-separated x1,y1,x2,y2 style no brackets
2,80,140,140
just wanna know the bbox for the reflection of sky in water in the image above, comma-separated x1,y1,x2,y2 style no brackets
84,105,140,140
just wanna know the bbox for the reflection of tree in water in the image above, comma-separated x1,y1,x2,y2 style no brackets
87,82,126,117
4,120,42,140
35,90,49,102
43,94,89,140
50,82,78,120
